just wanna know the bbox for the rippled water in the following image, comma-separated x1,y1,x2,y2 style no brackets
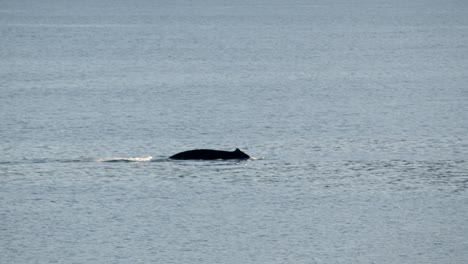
1,0,468,263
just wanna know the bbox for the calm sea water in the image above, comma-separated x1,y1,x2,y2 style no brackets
1,0,468,263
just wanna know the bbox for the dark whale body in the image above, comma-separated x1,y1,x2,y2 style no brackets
170,148,250,160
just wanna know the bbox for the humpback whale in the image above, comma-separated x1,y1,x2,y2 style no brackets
170,148,250,160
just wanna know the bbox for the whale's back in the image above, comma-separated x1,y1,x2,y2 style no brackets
170,149,250,160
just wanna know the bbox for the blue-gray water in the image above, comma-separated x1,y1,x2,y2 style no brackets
1,0,468,263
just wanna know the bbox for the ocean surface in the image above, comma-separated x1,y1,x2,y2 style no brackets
1,0,468,263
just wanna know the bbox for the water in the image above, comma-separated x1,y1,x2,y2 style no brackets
1,0,468,263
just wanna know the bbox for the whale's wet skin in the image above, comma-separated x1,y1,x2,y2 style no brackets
170,148,250,160
1,0,468,263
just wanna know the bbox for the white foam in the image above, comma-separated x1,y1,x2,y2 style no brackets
96,156,153,162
